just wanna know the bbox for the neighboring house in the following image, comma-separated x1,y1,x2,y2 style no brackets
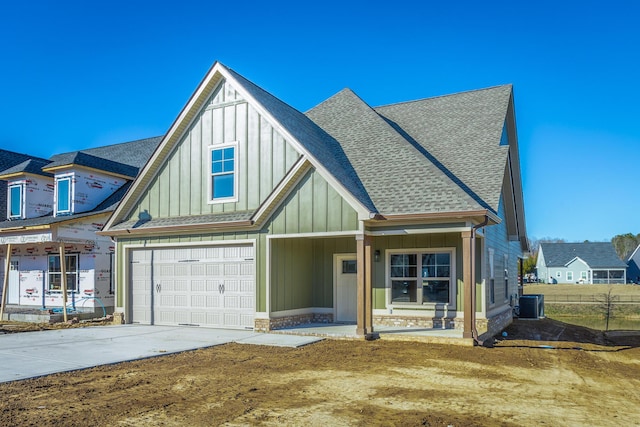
100,62,528,342
536,242,627,284
0,137,161,314
627,244,640,284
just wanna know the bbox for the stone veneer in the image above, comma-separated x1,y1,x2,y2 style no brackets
254,312,333,332
373,315,457,329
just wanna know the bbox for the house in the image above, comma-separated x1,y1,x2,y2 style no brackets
627,244,640,284
0,137,161,316
536,242,627,284
100,62,528,342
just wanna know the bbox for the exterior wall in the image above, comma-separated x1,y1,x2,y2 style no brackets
60,170,126,215
0,242,113,312
127,78,301,222
370,231,464,312
7,176,54,219
483,196,521,311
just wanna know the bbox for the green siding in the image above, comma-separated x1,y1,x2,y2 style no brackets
370,232,464,310
266,168,360,235
484,194,523,309
126,79,302,222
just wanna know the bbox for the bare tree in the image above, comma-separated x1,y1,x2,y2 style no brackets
596,288,619,332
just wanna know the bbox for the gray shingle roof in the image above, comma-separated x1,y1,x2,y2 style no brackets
108,211,254,231
225,66,376,213
540,242,628,268
306,89,485,215
0,158,53,177
374,85,512,212
47,136,162,177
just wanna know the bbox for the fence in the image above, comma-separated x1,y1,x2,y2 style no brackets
543,294,640,304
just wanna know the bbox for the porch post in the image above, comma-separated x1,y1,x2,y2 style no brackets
0,244,12,321
59,243,68,323
461,231,473,339
355,234,373,337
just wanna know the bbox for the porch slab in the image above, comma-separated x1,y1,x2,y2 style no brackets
270,323,474,346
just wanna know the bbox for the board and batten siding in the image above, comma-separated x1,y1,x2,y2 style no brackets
266,168,360,235
115,166,362,315
368,232,465,311
484,194,522,310
127,79,301,222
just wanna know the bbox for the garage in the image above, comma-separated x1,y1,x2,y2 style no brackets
129,244,255,329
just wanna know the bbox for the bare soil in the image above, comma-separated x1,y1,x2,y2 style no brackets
1,318,639,426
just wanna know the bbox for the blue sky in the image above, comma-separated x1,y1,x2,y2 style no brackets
1,1,638,243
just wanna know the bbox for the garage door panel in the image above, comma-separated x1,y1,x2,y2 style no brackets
130,245,255,329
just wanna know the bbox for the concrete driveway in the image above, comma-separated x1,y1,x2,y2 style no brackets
0,325,322,383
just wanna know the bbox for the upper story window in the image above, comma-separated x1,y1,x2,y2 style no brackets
8,184,23,219
209,143,237,202
56,176,72,215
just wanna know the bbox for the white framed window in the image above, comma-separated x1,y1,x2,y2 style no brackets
55,175,73,215
504,254,509,301
580,271,587,281
209,142,238,203
567,271,573,282
8,183,24,219
387,248,456,308
48,254,78,292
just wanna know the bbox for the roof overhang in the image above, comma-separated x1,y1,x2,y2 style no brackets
42,164,136,180
370,209,500,225
97,220,254,237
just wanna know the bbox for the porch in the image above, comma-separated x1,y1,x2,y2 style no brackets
266,322,474,346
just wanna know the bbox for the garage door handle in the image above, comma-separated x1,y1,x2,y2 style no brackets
156,283,161,293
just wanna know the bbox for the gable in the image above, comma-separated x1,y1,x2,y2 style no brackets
265,168,359,234
122,78,303,222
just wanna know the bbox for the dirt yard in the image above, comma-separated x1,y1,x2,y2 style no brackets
0,319,639,426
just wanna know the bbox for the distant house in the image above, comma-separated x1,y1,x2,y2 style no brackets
100,62,528,342
536,242,627,284
0,137,160,315
627,244,640,284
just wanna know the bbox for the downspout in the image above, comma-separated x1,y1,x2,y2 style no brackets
471,216,489,344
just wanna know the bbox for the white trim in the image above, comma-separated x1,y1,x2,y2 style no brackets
266,236,271,316
54,174,74,216
267,230,358,239
207,141,239,204
385,247,457,311
564,256,590,269
366,226,471,236
7,182,24,220
253,312,269,319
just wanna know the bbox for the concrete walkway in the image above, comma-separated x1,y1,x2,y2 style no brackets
0,325,322,383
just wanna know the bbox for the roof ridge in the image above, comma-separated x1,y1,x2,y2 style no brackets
375,84,513,109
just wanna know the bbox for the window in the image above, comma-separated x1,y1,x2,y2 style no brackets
504,254,509,300
580,271,587,281
8,184,23,219
56,177,72,215
567,271,573,282
389,250,454,305
210,144,236,201
488,249,495,304
48,254,78,292
342,260,357,274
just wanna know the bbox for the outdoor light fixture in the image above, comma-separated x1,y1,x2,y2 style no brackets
374,250,380,262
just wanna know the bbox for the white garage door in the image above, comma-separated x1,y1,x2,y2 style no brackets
130,245,255,329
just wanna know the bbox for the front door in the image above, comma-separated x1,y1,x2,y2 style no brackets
335,255,357,323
